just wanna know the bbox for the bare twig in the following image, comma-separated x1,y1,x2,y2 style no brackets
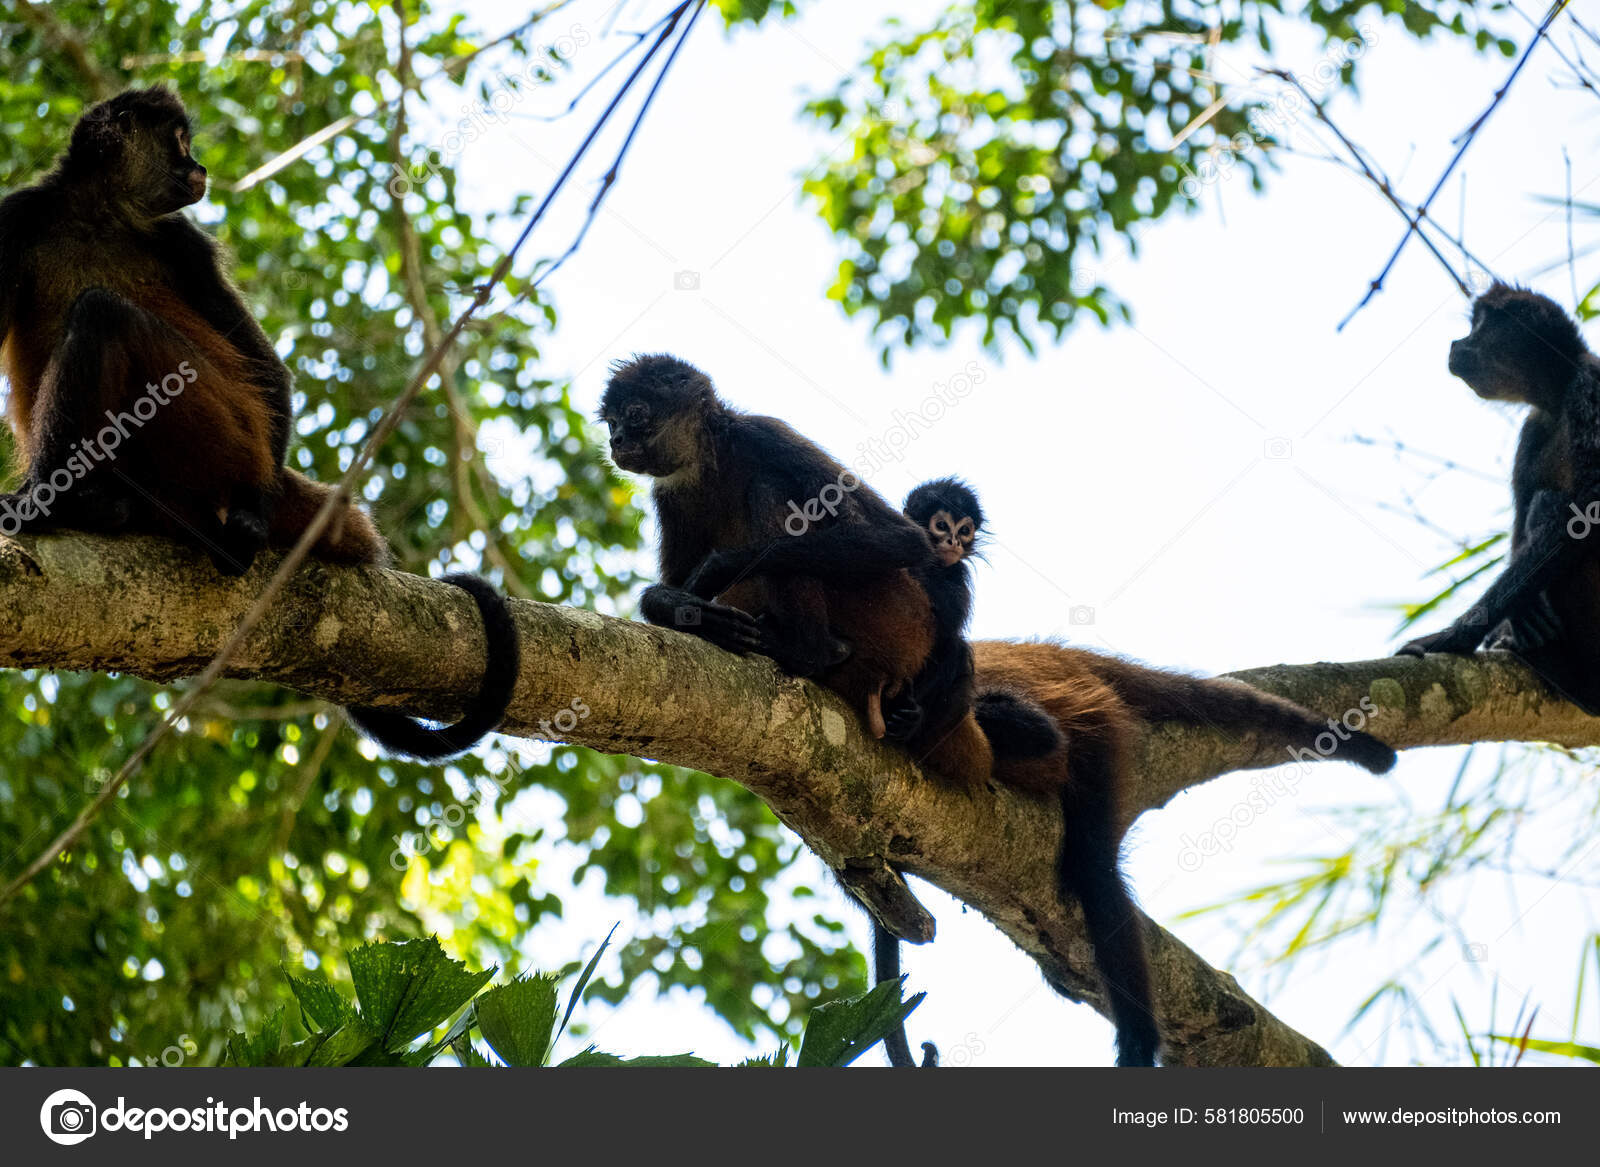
1339,1,1571,330
530,0,707,292
1264,69,1471,297
233,0,576,193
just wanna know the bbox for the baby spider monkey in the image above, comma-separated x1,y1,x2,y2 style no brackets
888,477,1063,766
875,478,1062,1067
1396,283,1600,713
0,86,519,761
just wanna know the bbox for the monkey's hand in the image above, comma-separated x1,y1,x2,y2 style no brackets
640,584,763,656
1395,623,1484,658
883,691,924,744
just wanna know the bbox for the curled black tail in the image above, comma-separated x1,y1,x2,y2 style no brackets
1057,738,1160,1067
1100,664,1396,775
346,573,520,761
874,924,938,1068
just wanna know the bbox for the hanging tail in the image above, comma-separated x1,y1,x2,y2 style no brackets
874,924,938,1068
346,572,521,760
1057,735,1160,1067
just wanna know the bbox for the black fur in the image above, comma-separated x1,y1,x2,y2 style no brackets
1398,284,1600,714
346,574,522,761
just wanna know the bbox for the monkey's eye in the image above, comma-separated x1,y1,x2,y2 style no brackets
175,128,191,158
931,519,947,535
957,521,974,540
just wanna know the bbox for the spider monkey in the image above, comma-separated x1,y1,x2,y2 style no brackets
971,640,1398,1066
599,353,939,746
0,86,518,761
871,477,1062,1067
1396,283,1600,714
601,355,1399,1066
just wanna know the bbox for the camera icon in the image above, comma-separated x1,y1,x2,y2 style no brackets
673,270,701,291
1463,941,1488,962
1069,605,1096,626
1464,606,1490,627
1263,437,1293,460
84,769,109,793
283,270,305,290
40,1089,97,1145
674,605,701,627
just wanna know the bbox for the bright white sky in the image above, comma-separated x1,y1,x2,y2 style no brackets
428,0,1600,1066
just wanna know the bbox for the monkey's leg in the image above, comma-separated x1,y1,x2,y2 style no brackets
1400,490,1583,657
684,522,933,598
12,288,165,532
751,577,851,677
214,482,271,571
917,712,994,794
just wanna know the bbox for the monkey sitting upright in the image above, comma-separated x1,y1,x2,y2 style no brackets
1397,283,1600,714
0,86,518,760
599,353,940,744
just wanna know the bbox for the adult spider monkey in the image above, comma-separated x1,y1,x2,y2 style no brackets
970,639,1398,1066
600,352,939,746
0,86,518,760
1396,283,1600,714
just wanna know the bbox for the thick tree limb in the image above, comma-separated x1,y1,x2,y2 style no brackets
3,535,1595,1065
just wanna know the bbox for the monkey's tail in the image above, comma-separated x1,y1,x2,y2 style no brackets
1091,658,1397,775
269,469,389,566
873,924,938,1068
345,573,522,761
1056,735,1160,1068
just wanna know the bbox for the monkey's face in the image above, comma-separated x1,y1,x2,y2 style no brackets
1450,289,1584,407
598,394,692,478
924,509,977,566
122,116,207,217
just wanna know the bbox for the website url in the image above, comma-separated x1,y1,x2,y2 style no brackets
1343,1108,1561,1127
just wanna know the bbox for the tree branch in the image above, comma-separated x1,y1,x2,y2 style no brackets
5,535,1594,1064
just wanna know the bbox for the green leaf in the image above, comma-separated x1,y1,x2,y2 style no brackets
796,979,923,1067
284,967,353,1031
475,973,562,1067
1488,1035,1600,1064
348,938,495,1054
557,1047,716,1068
222,1006,289,1067
557,923,617,1045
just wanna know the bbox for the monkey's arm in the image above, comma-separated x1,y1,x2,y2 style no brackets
887,638,971,744
639,583,764,656
0,189,46,348
158,218,293,462
1397,490,1584,656
684,519,933,599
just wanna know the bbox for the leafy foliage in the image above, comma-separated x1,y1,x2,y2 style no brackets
0,0,861,1067
801,0,1511,356
221,936,918,1068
